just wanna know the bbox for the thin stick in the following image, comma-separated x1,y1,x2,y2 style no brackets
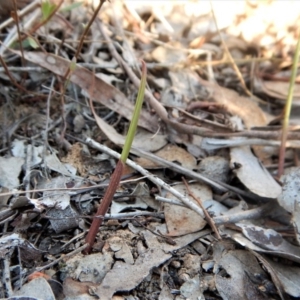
213,203,273,225
35,244,89,272
62,0,106,81
0,0,40,31
210,1,251,97
132,147,260,201
182,177,222,240
86,138,206,218
12,0,25,68
28,0,64,37
3,256,13,296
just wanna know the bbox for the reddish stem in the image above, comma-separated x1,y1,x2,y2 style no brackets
84,160,124,254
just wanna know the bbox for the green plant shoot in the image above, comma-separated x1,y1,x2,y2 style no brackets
278,32,300,176
84,61,147,254
120,61,147,163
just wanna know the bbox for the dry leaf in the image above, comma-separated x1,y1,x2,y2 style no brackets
198,78,267,129
136,144,197,170
164,183,211,236
230,146,281,198
18,51,159,132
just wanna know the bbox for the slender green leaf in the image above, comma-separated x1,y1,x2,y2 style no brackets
120,61,147,163
278,32,300,176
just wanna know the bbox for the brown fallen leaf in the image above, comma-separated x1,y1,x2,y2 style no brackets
198,77,267,129
164,183,210,236
197,78,274,163
90,98,167,151
255,78,300,104
14,51,159,133
63,277,97,298
136,144,197,170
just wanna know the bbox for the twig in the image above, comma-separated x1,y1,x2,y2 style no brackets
210,1,251,97
0,56,35,95
16,247,24,290
12,0,25,68
85,137,206,218
62,0,106,81
2,256,13,297
0,8,40,55
133,218,176,245
24,144,34,199
28,0,64,37
0,211,18,226
202,137,300,150
155,196,186,208
0,66,44,72
132,147,261,201
1,0,63,55
42,211,164,223
44,76,55,152
35,243,89,272
0,0,40,31
182,177,221,240
58,80,67,143
60,231,86,250
213,203,273,225
105,211,164,219
0,175,147,198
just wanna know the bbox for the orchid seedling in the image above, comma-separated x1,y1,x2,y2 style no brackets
84,61,147,254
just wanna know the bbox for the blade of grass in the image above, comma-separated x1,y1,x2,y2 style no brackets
84,61,147,254
278,32,300,177
121,61,147,163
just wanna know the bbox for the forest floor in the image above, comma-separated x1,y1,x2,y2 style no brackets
1,1,300,299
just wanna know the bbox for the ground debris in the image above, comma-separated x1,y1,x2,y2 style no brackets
1,1,300,299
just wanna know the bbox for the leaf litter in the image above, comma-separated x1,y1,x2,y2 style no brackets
1,0,300,299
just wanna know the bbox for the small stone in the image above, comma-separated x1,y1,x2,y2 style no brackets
108,236,123,252
170,260,181,268
178,272,190,282
73,114,86,133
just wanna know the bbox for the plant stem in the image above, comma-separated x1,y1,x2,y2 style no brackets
84,61,147,254
278,31,300,177
84,160,124,254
